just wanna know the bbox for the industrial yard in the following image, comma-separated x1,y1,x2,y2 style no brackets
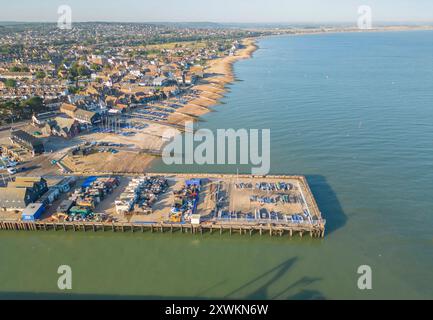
0,173,326,238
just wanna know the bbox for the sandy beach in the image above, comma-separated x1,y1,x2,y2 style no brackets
167,38,258,126
16,26,433,176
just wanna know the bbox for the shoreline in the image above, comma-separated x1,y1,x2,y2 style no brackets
18,26,432,175
147,26,432,170
165,38,259,126
255,25,433,38
164,25,433,128
146,38,259,170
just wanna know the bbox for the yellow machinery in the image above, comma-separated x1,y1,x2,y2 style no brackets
170,213,182,223
76,200,95,209
51,213,69,222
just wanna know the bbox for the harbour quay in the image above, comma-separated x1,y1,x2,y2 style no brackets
0,174,326,239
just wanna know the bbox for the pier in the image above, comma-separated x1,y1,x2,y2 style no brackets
0,174,326,239
0,220,325,238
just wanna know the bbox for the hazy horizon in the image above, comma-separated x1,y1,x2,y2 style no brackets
1,0,432,24
1,20,433,25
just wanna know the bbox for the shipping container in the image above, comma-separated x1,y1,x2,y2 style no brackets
81,176,98,188
58,200,74,213
22,203,45,221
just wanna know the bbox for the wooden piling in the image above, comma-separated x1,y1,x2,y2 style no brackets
0,220,325,241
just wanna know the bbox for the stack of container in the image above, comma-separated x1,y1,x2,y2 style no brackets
170,179,201,222
115,177,168,214
115,177,144,214
66,176,120,221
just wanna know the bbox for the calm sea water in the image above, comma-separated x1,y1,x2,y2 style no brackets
1,31,433,299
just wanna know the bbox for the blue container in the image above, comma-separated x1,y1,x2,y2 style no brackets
81,176,98,188
22,203,45,221
186,179,201,187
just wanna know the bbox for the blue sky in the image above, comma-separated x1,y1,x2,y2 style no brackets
1,0,433,23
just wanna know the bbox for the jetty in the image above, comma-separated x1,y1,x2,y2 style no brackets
0,174,326,239
0,220,325,238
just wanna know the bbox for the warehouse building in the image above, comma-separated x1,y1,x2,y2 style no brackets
0,177,48,211
73,109,101,125
10,130,45,156
0,188,33,211
60,103,78,118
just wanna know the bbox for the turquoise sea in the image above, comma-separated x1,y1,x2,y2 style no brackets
1,30,433,299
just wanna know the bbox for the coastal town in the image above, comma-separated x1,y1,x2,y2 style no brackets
0,23,260,175
3,21,433,237
3,0,433,302
0,21,383,238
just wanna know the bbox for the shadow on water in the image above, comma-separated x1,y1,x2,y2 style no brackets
224,257,324,300
0,258,325,300
224,257,297,299
271,277,323,300
306,175,347,236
